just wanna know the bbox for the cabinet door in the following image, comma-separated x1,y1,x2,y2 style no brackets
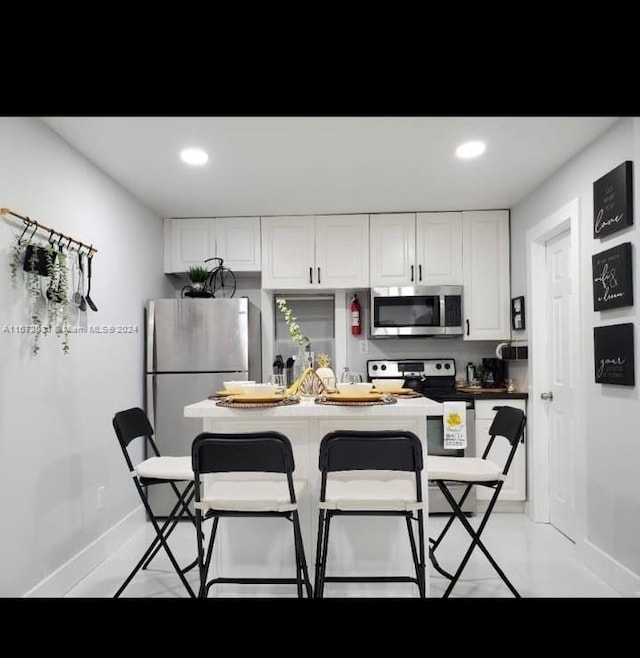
215,217,261,272
369,213,416,286
165,218,216,273
475,400,526,501
416,212,463,285
315,214,369,288
463,210,510,340
261,216,316,289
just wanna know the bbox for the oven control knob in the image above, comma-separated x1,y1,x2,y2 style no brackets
444,363,451,370
372,364,378,371
381,364,387,371
436,363,442,370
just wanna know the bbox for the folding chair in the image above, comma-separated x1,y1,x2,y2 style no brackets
192,431,312,598
314,430,426,598
428,405,527,598
112,407,198,598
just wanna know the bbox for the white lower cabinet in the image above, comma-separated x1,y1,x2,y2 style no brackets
474,399,526,501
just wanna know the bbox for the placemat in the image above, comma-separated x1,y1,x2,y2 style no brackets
314,394,398,407
214,396,300,409
386,390,422,398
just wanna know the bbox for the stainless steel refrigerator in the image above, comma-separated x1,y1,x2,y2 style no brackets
145,298,251,516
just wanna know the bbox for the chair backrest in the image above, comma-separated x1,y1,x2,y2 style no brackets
319,430,423,473
318,430,424,504
484,406,527,475
488,406,527,446
112,407,161,472
192,431,295,475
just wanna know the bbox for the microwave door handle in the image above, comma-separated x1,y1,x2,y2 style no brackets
439,295,446,328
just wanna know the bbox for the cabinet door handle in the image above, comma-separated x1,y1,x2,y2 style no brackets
309,267,313,284
418,264,422,281
317,267,321,285
466,319,470,336
410,265,414,282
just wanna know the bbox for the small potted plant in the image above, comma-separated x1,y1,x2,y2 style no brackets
182,265,213,298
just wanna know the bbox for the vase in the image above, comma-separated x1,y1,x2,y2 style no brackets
293,345,310,382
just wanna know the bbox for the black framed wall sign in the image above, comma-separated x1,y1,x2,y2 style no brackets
593,161,634,238
592,242,634,311
511,296,525,330
593,323,635,386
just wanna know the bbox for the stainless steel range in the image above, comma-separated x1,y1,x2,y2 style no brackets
367,358,477,515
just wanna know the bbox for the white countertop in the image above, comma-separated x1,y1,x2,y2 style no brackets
184,396,443,418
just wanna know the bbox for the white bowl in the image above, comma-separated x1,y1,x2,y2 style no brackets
336,382,374,396
224,380,255,394
240,383,279,397
372,378,405,392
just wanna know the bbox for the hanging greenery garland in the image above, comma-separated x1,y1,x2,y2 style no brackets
25,239,44,356
8,231,73,355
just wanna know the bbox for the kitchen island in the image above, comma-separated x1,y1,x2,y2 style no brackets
184,396,442,597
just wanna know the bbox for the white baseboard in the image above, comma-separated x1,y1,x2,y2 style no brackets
23,505,144,598
580,538,640,597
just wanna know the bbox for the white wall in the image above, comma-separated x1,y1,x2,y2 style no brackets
0,118,170,596
510,117,640,592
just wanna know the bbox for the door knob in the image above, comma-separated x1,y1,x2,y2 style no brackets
540,391,553,401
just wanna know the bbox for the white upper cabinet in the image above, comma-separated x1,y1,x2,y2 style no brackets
164,217,261,273
369,214,416,286
462,210,511,340
416,212,463,285
214,217,261,271
164,218,215,274
261,216,316,288
261,214,369,289
370,212,462,287
315,214,369,288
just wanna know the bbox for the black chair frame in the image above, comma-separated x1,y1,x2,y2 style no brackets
429,405,527,598
113,407,199,598
314,430,426,598
192,431,312,598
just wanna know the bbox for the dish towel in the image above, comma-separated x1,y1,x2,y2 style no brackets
443,401,467,449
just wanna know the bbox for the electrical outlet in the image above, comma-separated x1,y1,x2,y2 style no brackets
97,486,106,511
359,340,369,354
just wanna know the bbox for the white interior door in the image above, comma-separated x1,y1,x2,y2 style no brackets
545,230,575,540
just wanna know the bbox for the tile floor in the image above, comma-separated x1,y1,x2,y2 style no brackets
65,513,619,598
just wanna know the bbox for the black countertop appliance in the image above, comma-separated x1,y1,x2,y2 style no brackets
481,357,507,388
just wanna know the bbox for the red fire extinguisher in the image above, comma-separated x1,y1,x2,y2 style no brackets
351,294,361,336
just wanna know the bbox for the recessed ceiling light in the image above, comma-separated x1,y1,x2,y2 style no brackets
180,147,209,166
456,140,486,159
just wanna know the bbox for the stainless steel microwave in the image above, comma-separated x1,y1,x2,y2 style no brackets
370,286,463,337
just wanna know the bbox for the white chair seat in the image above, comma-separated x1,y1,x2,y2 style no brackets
135,456,193,481
427,456,504,482
197,479,307,512
320,476,422,511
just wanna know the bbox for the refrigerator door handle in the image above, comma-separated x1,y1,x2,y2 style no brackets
146,300,156,373
146,374,156,434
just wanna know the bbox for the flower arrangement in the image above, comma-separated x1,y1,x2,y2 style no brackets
276,298,309,348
